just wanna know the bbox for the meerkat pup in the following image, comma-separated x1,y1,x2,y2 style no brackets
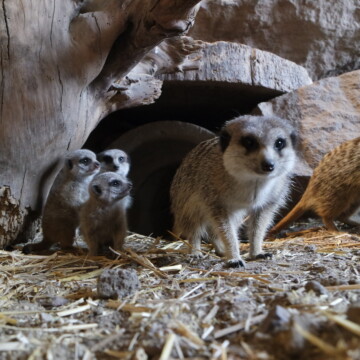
270,137,360,234
97,149,130,177
97,148,132,209
170,115,298,267
23,149,100,253
80,172,132,256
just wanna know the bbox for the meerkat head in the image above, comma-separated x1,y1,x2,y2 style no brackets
220,115,298,180
90,172,132,205
97,149,130,177
66,149,100,179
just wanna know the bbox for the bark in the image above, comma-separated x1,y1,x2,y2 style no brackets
0,0,202,247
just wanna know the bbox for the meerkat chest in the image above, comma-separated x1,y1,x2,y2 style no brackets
225,177,278,211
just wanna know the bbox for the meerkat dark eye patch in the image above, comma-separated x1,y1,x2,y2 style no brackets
93,185,102,195
119,156,124,162
102,155,113,164
240,136,259,152
67,159,73,169
274,138,286,151
110,180,121,187
219,129,231,152
79,157,90,165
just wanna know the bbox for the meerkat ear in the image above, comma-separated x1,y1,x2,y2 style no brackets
92,184,102,196
67,159,73,170
219,129,231,152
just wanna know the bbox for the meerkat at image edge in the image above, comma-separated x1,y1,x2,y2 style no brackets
80,172,132,256
270,136,360,235
23,149,100,253
170,115,298,267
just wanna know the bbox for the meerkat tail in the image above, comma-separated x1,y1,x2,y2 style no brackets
269,202,307,235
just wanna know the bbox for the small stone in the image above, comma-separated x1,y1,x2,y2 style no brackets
97,268,140,300
304,280,328,296
304,244,317,253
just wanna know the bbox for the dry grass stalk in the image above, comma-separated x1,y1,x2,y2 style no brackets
294,322,343,357
323,311,360,336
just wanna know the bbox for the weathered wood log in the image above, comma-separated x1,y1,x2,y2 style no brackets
0,0,202,248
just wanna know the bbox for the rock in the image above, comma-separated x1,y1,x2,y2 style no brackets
255,70,360,176
157,40,312,113
159,41,311,93
189,0,360,80
304,281,328,296
97,268,140,300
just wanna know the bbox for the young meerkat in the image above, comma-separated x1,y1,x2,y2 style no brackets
270,136,360,234
97,149,132,208
97,149,130,177
170,115,298,267
23,149,100,253
80,172,132,256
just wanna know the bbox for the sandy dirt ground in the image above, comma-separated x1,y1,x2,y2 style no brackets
0,221,359,360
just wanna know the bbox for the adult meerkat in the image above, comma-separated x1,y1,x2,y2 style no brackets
170,115,298,267
97,149,130,177
270,137,360,234
80,172,132,256
23,149,100,253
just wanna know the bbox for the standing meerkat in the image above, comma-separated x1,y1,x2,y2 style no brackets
170,115,298,267
97,148,132,209
97,149,130,177
23,149,100,253
270,137,360,234
80,172,132,256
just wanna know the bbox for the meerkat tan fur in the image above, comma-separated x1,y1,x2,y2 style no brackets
270,137,360,234
23,149,100,253
97,149,130,177
170,115,298,267
80,172,132,256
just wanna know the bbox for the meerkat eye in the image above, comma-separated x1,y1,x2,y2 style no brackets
240,136,259,151
274,138,286,151
119,156,125,162
79,157,90,165
103,155,113,164
92,185,102,195
110,180,121,187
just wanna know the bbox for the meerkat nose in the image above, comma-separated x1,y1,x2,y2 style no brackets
113,165,120,171
261,160,275,172
94,161,100,168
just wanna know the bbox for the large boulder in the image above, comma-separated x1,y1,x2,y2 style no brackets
189,0,360,80
254,70,360,176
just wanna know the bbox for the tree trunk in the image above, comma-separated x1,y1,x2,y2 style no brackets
0,0,202,247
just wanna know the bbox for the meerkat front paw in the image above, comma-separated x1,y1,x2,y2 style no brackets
226,258,246,268
190,251,204,259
